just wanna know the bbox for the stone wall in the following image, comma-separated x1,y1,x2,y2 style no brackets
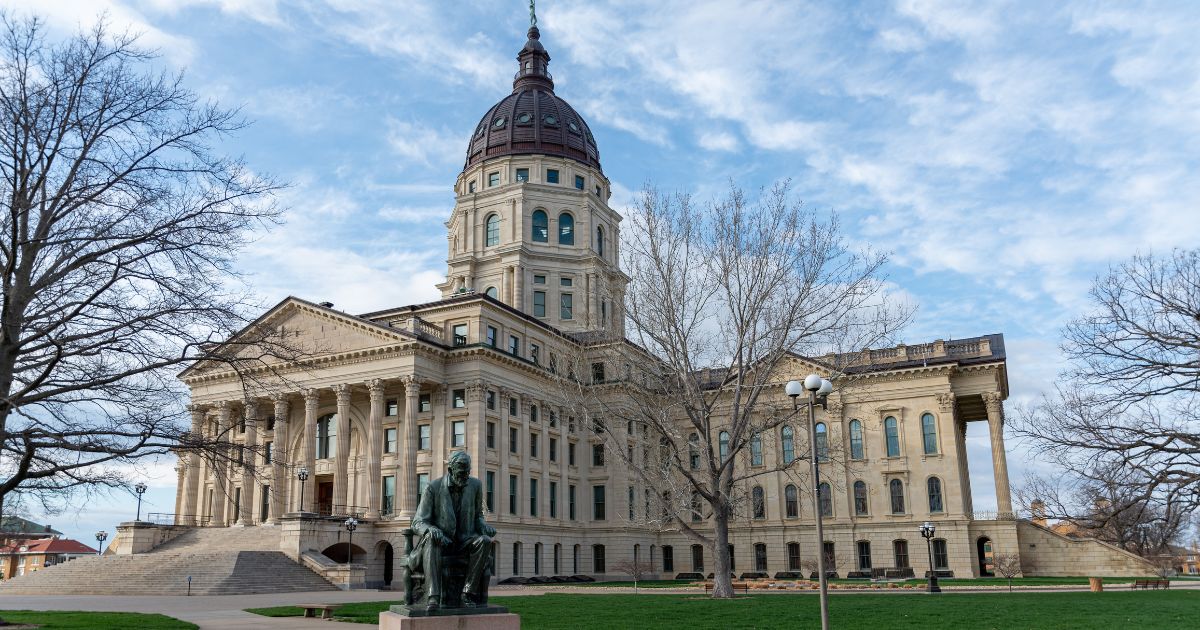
1016,520,1155,577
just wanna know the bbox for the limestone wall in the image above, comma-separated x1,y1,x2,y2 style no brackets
1016,520,1155,577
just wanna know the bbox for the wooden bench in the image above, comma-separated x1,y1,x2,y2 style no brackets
299,604,338,619
1130,580,1170,590
703,582,749,594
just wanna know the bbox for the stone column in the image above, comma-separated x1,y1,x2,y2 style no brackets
302,389,319,512
514,265,525,310
497,388,511,521
215,401,233,526
271,395,290,523
333,384,353,511
540,418,550,522
240,401,259,525
431,384,447,477
181,404,206,525
366,379,385,519
558,407,569,522
519,397,531,521
400,376,421,517
982,392,1013,517
467,380,487,459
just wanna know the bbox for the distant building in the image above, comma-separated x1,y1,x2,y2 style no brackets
0,536,96,580
0,516,62,546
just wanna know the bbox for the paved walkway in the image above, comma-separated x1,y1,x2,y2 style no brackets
2,582,1197,628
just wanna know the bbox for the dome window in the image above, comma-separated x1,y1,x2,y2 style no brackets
492,117,507,129
486,213,500,246
558,212,575,245
517,112,533,125
532,210,549,242
568,121,581,134
543,114,559,126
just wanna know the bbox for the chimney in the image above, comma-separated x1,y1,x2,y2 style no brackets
1030,500,1047,527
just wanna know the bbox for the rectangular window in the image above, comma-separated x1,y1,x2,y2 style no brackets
485,471,495,513
533,291,546,317
508,335,520,356
382,476,396,516
452,420,466,448
569,485,577,520
788,542,802,571
487,422,496,449
592,544,605,573
692,545,704,572
450,389,464,409
593,485,606,520
575,174,585,190
533,274,546,284
550,481,558,518
546,168,559,184
419,393,431,412
419,424,431,450
488,171,499,187
530,479,539,517
384,428,397,454
417,473,430,496
509,397,518,415
509,427,519,454
386,399,398,416
591,362,605,383
509,475,518,514
933,539,948,570
595,184,602,196
486,326,497,347
487,390,496,410
261,484,271,521
592,444,605,466
560,293,573,319
516,167,529,182
530,433,539,458
663,546,674,572
893,540,910,568
263,441,272,464
568,442,576,466
755,544,768,572
530,343,540,365
453,323,467,346
857,541,872,570
549,437,557,462
468,180,476,193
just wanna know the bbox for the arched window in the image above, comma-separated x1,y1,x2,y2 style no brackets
718,431,730,459
485,286,498,298
688,433,700,470
815,422,829,462
884,416,900,457
818,482,832,517
534,542,542,575
532,210,548,242
597,225,605,256
512,541,522,575
890,479,905,514
751,486,765,519
750,433,763,466
932,539,948,569
558,212,574,245
781,426,795,463
754,543,768,572
921,413,938,455
849,420,864,460
853,480,868,515
927,477,944,513
893,539,910,568
316,413,336,459
785,484,799,518
485,213,500,246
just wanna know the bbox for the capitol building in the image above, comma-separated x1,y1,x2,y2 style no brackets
170,20,1151,589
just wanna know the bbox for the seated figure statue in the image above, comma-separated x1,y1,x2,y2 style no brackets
401,451,496,611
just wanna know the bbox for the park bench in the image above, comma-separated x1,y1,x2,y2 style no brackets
299,603,338,619
1130,579,1170,590
703,582,749,594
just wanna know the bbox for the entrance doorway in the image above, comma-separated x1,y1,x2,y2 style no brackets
317,478,334,516
977,537,994,576
382,542,394,586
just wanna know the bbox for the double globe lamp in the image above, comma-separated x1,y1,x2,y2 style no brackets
785,374,833,630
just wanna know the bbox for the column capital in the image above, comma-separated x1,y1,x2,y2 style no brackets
936,392,956,413
273,396,290,415
302,388,320,407
366,378,387,399
244,400,259,419
981,391,1004,416
333,383,353,404
271,392,291,404
401,374,420,386
466,379,487,402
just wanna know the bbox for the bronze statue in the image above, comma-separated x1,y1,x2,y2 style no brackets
402,450,496,611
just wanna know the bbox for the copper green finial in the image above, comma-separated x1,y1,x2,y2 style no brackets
529,0,537,28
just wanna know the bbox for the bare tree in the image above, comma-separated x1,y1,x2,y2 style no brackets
553,183,910,598
611,556,654,592
1013,249,1200,539
992,552,1021,592
0,15,293,519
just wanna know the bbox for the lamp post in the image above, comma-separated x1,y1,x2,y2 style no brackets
134,482,148,521
344,517,359,565
920,521,941,593
787,374,833,630
297,467,310,513
95,530,108,556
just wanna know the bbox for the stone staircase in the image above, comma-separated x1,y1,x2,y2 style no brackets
0,526,338,595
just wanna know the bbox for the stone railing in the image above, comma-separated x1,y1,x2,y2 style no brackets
825,336,995,369
966,510,1017,521
390,317,444,343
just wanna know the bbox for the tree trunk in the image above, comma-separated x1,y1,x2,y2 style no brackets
711,504,734,598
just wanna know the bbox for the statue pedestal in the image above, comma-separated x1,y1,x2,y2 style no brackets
379,606,518,630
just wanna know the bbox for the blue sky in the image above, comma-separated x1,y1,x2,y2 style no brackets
10,0,1200,546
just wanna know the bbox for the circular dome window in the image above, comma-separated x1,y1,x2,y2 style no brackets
543,114,558,126
517,112,533,124
568,121,580,134
493,117,506,129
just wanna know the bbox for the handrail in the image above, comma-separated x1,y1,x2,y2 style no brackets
145,512,211,527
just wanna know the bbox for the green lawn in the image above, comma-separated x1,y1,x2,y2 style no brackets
528,576,1142,588
246,591,1200,629
0,610,196,629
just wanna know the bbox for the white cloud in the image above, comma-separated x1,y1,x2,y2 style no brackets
0,0,196,65
385,118,467,168
697,130,738,152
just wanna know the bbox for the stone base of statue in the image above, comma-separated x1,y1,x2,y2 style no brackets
379,605,519,630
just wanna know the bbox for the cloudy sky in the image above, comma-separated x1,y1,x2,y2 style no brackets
10,0,1200,546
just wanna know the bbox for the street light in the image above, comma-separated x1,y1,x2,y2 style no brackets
95,530,108,556
920,521,941,593
344,517,359,565
134,482,148,521
787,373,833,630
297,467,310,513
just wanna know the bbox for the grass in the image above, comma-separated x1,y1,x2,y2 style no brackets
0,610,196,629
527,576,1144,587
246,590,1200,629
